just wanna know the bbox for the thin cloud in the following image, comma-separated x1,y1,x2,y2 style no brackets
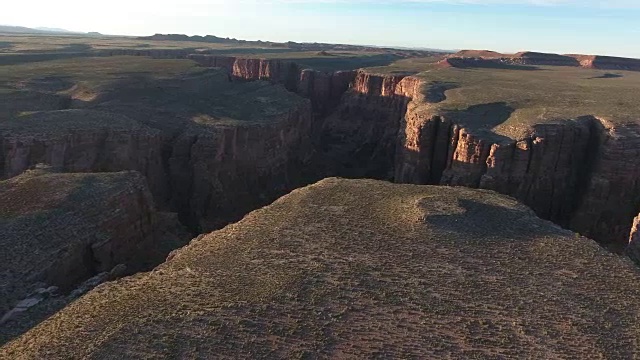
233,0,640,8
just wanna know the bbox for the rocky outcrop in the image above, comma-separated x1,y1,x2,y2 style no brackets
0,168,190,343
395,89,640,248
169,105,314,231
627,214,640,263
569,122,640,247
173,60,640,248
313,71,421,179
7,179,640,359
0,110,169,206
188,55,356,114
571,55,640,71
511,52,580,67
441,52,579,69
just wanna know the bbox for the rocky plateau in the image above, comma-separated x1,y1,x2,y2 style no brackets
2,49,640,349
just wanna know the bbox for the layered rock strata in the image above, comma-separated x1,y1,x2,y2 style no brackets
2,70,317,233
313,71,420,179
0,109,168,204
168,105,313,231
3,55,640,264
628,214,640,261
188,57,640,248
395,92,640,249
188,55,355,114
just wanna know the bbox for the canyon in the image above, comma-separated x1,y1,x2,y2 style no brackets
2,49,640,347
0,166,190,343
5,178,640,358
186,55,640,251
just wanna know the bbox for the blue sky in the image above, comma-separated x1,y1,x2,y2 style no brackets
3,0,639,57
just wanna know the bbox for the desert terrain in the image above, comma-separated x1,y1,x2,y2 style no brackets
1,30,640,357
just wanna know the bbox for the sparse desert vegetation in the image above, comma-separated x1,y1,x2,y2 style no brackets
1,23,640,359
4,179,640,358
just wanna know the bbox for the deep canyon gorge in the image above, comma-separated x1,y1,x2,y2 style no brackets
2,52,640,344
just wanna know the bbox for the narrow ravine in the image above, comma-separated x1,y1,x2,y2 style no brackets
3,54,640,298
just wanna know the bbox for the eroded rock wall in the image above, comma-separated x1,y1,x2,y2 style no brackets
313,72,420,179
169,105,314,231
395,98,640,248
1,170,157,312
188,55,356,114
569,122,640,247
628,214,640,263
0,110,169,207
0,168,190,343
4,54,640,253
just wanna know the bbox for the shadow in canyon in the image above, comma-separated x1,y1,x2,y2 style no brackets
425,81,459,103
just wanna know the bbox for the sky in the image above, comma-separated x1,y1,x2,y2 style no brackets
3,0,640,57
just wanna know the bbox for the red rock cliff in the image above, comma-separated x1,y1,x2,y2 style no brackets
395,81,640,248
313,71,420,179
188,55,356,114
628,214,640,262
168,104,313,231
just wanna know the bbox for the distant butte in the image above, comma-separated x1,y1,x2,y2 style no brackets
443,49,640,71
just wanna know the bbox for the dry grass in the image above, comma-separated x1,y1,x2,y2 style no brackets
0,56,200,92
0,34,289,53
404,65,640,139
4,178,640,358
0,56,308,132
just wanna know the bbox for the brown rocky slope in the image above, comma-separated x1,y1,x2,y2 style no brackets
4,178,640,358
2,51,640,353
0,166,190,343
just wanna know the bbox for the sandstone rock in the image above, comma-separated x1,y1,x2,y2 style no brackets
394,74,640,248
169,103,313,231
314,72,417,179
627,214,640,263
189,55,356,115
569,121,640,247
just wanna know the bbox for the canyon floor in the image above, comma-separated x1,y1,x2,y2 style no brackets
2,33,640,357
